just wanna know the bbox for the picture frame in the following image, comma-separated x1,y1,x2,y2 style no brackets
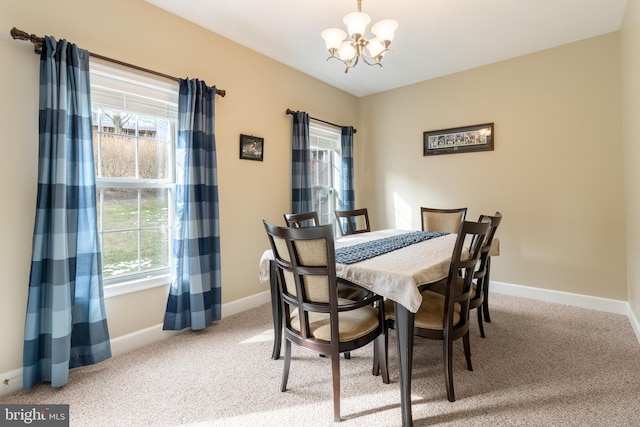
423,123,494,156
239,134,264,161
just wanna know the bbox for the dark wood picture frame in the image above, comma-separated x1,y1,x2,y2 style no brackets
423,123,494,156
239,134,264,161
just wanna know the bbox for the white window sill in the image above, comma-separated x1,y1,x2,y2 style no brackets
104,274,170,298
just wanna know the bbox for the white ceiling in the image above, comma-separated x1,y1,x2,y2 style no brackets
145,0,628,97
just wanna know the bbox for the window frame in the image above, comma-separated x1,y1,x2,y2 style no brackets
309,121,343,236
90,59,178,298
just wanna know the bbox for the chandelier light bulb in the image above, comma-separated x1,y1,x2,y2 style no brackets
321,28,347,50
371,19,398,42
338,41,357,61
343,11,371,38
366,37,385,57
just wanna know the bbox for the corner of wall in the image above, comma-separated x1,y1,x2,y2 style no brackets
628,304,640,345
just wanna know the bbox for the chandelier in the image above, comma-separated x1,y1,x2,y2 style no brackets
321,0,398,73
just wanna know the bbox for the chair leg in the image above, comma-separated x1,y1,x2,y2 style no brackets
373,337,379,376
269,261,282,360
281,340,291,392
443,337,455,402
331,351,341,422
463,332,473,372
477,307,486,338
372,334,390,384
272,329,282,360
483,257,492,323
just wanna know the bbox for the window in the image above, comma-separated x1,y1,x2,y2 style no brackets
90,60,178,296
309,121,343,234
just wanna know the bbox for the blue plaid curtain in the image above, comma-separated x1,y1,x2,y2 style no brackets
163,79,221,331
24,36,111,389
291,111,312,214
340,126,355,210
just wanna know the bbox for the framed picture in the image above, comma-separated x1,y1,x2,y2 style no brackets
423,123,494,156
239,134,264,161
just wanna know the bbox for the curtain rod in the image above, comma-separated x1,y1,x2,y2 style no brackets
286,108,357,134
10,27,226,98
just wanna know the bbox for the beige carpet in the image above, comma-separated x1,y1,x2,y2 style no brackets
2,293,640,426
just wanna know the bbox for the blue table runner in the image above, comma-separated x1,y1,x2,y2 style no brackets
335,231,447,265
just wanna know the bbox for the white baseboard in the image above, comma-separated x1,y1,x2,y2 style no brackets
221,289,271,318
1,368,23,397
111,290,270,356
490,281,639,344
0,290,271,397
110,290,270,356
490,281,629,315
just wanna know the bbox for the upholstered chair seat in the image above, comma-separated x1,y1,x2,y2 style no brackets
292,298,382,342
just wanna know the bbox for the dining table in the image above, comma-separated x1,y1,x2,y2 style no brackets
258,228,499,427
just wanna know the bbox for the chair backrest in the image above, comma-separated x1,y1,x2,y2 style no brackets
263,221,340,348
443,219,491,332
421,207,467,234
472,212,503,292
284,211,319,228
334,208,370,235
481,212,502,250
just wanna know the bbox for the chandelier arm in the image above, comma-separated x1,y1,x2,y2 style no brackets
360,47,392,66
325,54,356,73
360,56,383,67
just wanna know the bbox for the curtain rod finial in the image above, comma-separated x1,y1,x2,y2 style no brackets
11,27,43,53
10,27,27,40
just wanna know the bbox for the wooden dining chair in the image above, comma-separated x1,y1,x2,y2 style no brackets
283,210,370,359
284,211,319,228
420,207,467,233
284,210,372,301
385,219,490,402
478,212,502,326
263,221,389,422
427,212,502,338
334,208,370,236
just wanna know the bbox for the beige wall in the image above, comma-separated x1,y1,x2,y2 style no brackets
622,0,640,321
0,0,634,379
357,33,627,299
0,0,358,374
